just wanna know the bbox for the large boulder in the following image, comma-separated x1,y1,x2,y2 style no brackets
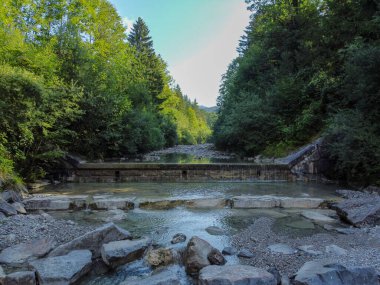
0,238,56,267
48,223,131,258
0,200,17,216
332,194,380,227
1,190,22,203
145,248,175,268
3,271,36,285
29,250,92,285
199,265,276,285
101,237,150,268
184,236,225,276
293,260,379,285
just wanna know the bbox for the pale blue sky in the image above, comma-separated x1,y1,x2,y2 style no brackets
109,0,250,106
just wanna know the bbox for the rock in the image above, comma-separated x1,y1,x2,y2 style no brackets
0,212,5,220
184,236,220,276
0,238,56,267
232,196,280,208
335,227,358,235
325,245,347,256
0,200,17,216
139,200,185,210
268,244,297,255
222,247,237,256
232,196,324,209
205,226,226,236
103,209,127,222
237,248,254,258
0,265,5,283
11,202,26,214
267,267,281,285
286,220,315,229
301,211,335,222
24,197,73,211
186,198,228,208
87,259,109,276
48,223,131,258
1,190,22,203
171,233,186,244
332,194,380,227
145,248,174,268
101,237,150,268
207,249,226,265
199,265,276,285
297,245,322,256
281,276,291,285
293,260,378,285
89,198,134,210
120,265,182,285
3,271,36,285
29,250,92,285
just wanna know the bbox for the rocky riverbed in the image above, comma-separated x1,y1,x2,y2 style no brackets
1,187,380,285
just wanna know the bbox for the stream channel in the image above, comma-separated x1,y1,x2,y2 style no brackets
36,181,341,285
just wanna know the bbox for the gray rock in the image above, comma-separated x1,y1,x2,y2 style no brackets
101,237,150,268
237,248,254,258
120,265,182,285
297,245,322,256
293,260,378,285
11,202,26,214
222,247,237,256
0,265,5,283
301,211,335,223
24,197,73,211
29,250,92,285
199,265,276,285
232,196,323,209
205,226,226,236
3,271,36,285
335,227,359,235
171,233,186,244
0,200,17,216
0,238,56,267
268,244,297,255
0,212,6,220
267,267,281,285
281,276,291,285
48,223,131,258
89,198,134,210
325,245,347,256
332,194,380,227
1,190,22,203
286,220,315,229
207,249,226,265
184,236,220,276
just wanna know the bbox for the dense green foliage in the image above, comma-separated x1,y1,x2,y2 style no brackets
0,0,211,183
214,0,380,184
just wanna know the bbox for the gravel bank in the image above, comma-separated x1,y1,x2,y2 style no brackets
232,217,380,277
0,214,97,252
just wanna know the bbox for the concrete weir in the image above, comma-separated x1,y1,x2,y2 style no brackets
68,163,293,183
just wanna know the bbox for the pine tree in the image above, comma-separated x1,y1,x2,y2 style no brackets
127,17,154,54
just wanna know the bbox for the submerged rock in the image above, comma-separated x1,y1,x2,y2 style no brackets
3,271,36,285
293,260,378,285
222,247,237,256
184,236,223,276
0,238,56,267
237,248,254,258
48,223,131,258
325,245,347,256
171,233,186,244
101,237,150,268
301,211,335,223
205,226,226,236
297,245,322,256
121,265,182,285
29,250,92,285
199,265,276,285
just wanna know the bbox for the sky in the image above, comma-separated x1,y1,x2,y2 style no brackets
109,0,251,107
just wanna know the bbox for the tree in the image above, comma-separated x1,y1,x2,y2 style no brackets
128,17,154,54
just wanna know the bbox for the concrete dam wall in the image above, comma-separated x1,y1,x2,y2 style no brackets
68,163,294,182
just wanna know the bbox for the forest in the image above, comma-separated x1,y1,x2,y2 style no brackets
214,0,380,185
0,0,211,185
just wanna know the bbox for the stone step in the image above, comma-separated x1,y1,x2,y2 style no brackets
232,195,324,209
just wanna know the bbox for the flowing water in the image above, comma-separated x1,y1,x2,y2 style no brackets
39,182,341,284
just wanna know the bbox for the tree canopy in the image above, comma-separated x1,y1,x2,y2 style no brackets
214,0,380,185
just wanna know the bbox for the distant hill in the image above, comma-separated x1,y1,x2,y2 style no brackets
199,106,218,113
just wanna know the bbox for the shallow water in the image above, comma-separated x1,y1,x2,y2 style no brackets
42,182,340,285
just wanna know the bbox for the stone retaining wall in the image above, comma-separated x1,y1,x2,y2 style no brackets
68,163,293,183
